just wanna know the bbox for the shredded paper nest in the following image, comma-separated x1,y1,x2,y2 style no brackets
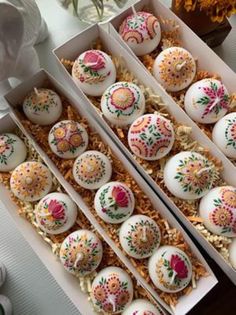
0,130,160,312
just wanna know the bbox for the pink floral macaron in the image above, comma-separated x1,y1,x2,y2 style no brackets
72,50,116,96
35,192,77,235
94,181,135,224
148,245,192,293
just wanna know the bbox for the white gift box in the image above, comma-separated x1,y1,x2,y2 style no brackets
3,69,217,315
51,22,236,286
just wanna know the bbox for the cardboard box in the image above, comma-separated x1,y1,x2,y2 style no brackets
52,23,236,285
4,69,217,315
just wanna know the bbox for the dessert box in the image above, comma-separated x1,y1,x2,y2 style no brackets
3,69,217,315
51,23,236,285
0,114,167,315
0,114,97,315
108,0,236,163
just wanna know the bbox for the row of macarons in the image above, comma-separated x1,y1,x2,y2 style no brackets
0,136,195,312
69,40,235,160
0,139,194,297
1,128,236,239
21,85,235,165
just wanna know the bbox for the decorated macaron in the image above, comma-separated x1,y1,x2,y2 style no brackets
163,151,216,200
72,50,116,96
199,186,236,237
229,238,236,269
212,112,236,159
119,11,161,56
122,299,161,315
119,215,161,259
128,114,175,160
35,192,77,234
10,161,52,202
91,266,133,314
48,120,88,159
94,182,135,224
148,245,192,293
73,150,112,190
184,79,230,124
23,88,62,125
101,82,145,127
60,230,103,276
153,47,196,92
0,133,27,172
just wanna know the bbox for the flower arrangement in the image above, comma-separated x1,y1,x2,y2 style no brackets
174,0,236,22
59,0,127,22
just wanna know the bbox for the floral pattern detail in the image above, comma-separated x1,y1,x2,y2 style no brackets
49,121,87,157
23,88,59,113
128,114,174,160
174,153,215,195
225,116,236,150
119,12,160,43
36,198,67,231
208,187,236,235
210,207,233,227
0,134,16,165
73,50,110,84
196,80,230,119
156,251,190,290
93,273,130,313
99,184,132,221
74,153,107,185
102,82,143,119
158,48,196,89
60,231,102,276
125,218,160,257
10,162,51,201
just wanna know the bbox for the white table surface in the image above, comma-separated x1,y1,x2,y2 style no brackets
0,0,236,314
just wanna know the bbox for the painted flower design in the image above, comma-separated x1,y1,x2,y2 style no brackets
48,199,65,220
83,51,105,71
116,290,130,306
24,89,58,113
37,199,67,231
221,188,236,208
170,255,188,279
111,87,135,110
107,276,121,294
99,184,132,221
73,50,110,85
0,134,16,165
111,186,129,208
119,12,159,43
210,207,233,227
125,219,160,257
0,140,7,154
75,154,106,185
93,273,130,313
10,162,51,200
60,233,101,275
174,154,214,195
93,285,107,302
225,117,236,149
197,81,229,119
102,82,143,121
50,121,86,156
159,49,195,88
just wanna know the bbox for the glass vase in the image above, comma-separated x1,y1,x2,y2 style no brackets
59,0,128,24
